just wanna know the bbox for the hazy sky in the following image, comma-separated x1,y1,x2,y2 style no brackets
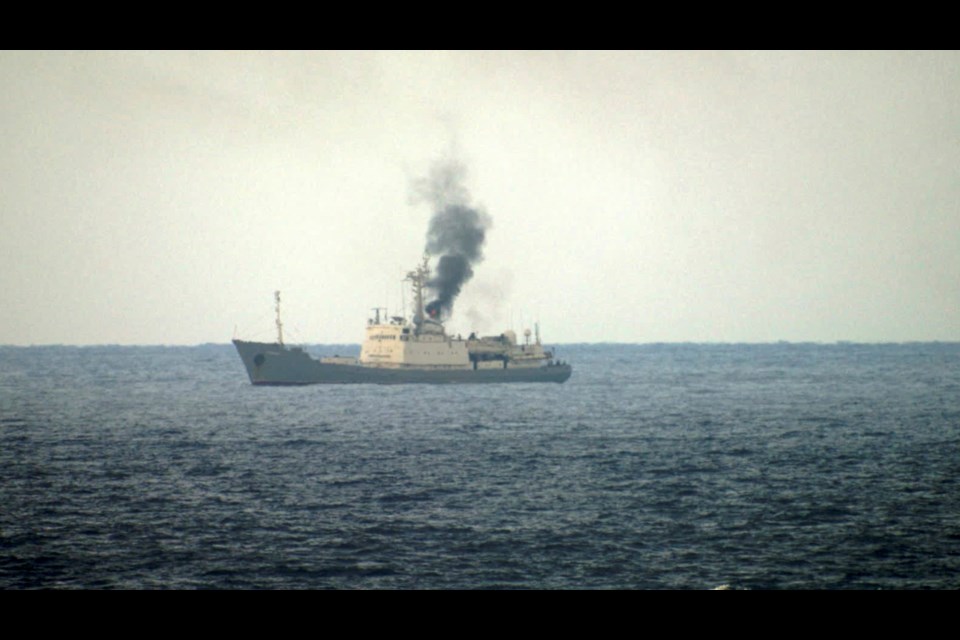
2,50,958,345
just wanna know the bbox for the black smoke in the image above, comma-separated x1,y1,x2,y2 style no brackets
414,160,492,319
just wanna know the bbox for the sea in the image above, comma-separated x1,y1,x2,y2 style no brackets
1,342,959,589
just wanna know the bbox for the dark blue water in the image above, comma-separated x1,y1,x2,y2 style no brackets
2,342,959,589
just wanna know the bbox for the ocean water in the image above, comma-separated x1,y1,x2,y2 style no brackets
1,342,959,589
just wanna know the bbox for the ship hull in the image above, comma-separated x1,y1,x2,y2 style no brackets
233,340,572,385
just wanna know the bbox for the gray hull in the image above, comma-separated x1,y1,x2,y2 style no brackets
233,340,572,385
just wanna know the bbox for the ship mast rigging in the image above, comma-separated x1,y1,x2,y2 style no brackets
406,255,430,334
274,290,284,346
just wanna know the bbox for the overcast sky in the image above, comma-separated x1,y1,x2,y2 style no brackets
1,50,958,345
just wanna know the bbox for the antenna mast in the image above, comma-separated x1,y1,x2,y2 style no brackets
274,290,284,346
406,254,430,334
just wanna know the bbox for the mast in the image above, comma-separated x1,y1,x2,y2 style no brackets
274,290,284,346
406,254,430,333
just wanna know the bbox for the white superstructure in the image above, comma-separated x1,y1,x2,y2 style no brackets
358,315,472,369
356,256,553,370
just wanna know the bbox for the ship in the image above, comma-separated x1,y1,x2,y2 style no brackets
232,257,572,385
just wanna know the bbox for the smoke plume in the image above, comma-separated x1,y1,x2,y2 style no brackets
413,159,492,320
